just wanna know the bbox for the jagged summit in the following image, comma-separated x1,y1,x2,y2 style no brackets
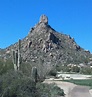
29,14,53,35
0,15,92,76
39,15,48,24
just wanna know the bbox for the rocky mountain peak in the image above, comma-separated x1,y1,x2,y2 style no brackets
0,15,92,77
39,14,48,24
29,15,50,35
27,15,60,54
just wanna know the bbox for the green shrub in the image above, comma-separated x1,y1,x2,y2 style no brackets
20,62,32,77
56,65,62,72
36,83,65,97
80,67,92,75
71,66,80,73
48,68,57,76
0,59,13,75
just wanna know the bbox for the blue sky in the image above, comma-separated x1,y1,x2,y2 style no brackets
0,0,92,52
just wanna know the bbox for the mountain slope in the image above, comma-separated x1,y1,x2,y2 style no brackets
0,15,92,75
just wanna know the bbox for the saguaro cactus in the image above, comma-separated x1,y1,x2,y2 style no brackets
12,39,22,71
12,50,18,71
31,67,38,83
18,39,21,70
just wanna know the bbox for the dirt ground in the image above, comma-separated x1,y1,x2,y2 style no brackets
69,85,91,97
44,79,92,97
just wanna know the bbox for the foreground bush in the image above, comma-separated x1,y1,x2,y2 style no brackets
0,70,64,97
0,71,36,97
37,83,65,97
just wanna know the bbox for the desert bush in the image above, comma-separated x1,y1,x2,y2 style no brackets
36,83,65,97
20,62,32,76
58,65,71,72
80,67,92,75
48,68,57,76
71,66,80,73
56,65,63,72
0,70,37,97
0,70,65,97
0,59,13,75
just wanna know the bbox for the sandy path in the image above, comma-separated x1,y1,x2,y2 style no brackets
69,85,91,97
44,79,76,97
44,79,92,97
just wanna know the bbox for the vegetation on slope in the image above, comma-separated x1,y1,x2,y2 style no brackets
0,59,65,97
